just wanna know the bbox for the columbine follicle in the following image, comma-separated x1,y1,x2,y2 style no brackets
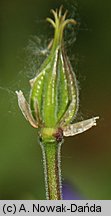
16,6,99,200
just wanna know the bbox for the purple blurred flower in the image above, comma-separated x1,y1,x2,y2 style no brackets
62,181,83,200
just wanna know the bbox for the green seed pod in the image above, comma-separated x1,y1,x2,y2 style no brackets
30,7,78,130
16,6,99,143
16,6,99,200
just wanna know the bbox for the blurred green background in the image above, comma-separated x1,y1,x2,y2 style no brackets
0,0,111,199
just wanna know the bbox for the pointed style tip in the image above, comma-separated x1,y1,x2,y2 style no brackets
46,17,56,28
47,6,77,49
59,5,63,17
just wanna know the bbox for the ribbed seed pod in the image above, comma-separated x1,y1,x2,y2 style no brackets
16,7,99,141
29,8,78,131
16,6,99,200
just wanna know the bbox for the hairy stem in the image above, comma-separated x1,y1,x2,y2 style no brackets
40,141,62,200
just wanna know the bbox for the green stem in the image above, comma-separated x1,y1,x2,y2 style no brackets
40,141,62,200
